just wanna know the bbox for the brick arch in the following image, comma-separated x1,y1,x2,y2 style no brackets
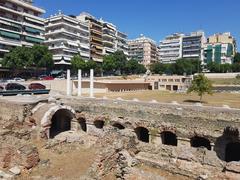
40,105,75,138
134,126,149,143
190,136,211,150
112,122,125,130
161,131,178,146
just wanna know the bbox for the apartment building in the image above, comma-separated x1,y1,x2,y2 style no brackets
101,21,117,55
78,12,128,62
0,0,45,61
78,12,103,62
203,32,236,64
182,31,206,62
45,12,90,66
128,35,158,66
159,33,184,63
116,31,128,57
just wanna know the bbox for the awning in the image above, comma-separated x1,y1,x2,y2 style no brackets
25,36,44,43
0,30,20,39
11,23,21,28
51,70,63,75
25,26,42,33
80,44,89,49
67,41,78,47
95,45,103,50
55,60,71,65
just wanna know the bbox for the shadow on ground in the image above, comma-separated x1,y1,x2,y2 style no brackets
183,99,207,104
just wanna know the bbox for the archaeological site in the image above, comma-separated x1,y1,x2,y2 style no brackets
0,95,240,179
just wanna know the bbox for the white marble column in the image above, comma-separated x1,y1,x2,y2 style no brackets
78,69,82,96
90,69,94,98
67,69,71,96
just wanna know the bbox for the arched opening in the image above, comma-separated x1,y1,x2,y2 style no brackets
94,120,104,129
112,123,125,130
79,118,87,132
49,109,74,138
225,142,240,162
190,136,211,150
161,131,177,146
135,127,149,143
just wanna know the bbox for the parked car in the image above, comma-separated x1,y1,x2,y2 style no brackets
5,83,26,90
28,83,46,90
39,75,54,80
39,75,47,80
14,77,25,82
54,75,65,80
43,76,54,80
7,77,25,83
71,75,78,80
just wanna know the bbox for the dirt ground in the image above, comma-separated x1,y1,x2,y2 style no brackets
95,90,240,109
133,164,191,180
18,141,96,180
210,78,240,85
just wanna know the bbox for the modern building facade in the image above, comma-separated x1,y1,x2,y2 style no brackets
159,33,184,63
78,12,128,62
0,0,45,61
101,20,117,55
146,75,192,91
128,35,158,67
203,32,236,64
182,31,206,62
78,12,103,62
45,12,90,66
116,31,128,57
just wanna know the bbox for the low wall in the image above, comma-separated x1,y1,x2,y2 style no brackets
202,73,240,79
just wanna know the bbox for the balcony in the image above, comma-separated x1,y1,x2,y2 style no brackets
0,15,22,26
0,5,22,16
91,28,102,36
80,51,90,58
25,36,44,43
91,36,102,43
0,30,21,40
90,21,102,28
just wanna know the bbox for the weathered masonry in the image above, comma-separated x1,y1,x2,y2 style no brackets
62,98,240,163
1,97,240,177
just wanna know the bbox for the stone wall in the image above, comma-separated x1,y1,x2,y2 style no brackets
62,98,240,163
0,101,32,122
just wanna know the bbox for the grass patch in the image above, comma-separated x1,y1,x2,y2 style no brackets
95,90,240,109
210,78,240,85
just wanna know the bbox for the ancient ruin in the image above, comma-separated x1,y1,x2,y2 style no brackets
0,95,240,179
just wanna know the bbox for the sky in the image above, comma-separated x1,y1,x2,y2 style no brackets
35,0,240,49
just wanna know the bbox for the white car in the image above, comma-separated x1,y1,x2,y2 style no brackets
54,75,66,80
7,77,25,83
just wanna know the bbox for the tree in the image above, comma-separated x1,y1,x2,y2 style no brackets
175,58,201,75
234,52,240,63
232,63,240,72
2,45,53,70
2,46,32,69
102,54,117,75
206,62,221,73
31,45,53,69
150,62,165,74
112,51,127,74
71,55,86,73
187,74,213,102
125,59,146,74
